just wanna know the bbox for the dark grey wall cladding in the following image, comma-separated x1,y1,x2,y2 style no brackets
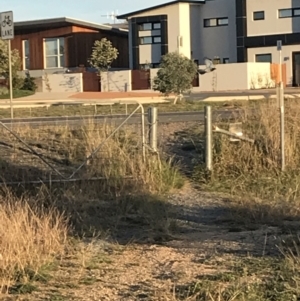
235,0,247,62
245,33,300,48
131,18,139,69
160,16,168,56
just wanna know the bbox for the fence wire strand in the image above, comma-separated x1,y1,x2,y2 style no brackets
0,103,146,185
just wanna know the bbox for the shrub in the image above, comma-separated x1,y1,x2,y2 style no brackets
21,72,37,92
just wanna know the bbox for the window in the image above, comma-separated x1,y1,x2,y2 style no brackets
44,37,65,68
253,11,265,20
204,18,217,27
139,22,161,31
22,40,30,70
140,37,152,45
139,36,162,45
294,8,300,16
218,18,229,26
204,17,228,27
279,9,292,18
255,54,272,63
153,23,161,29
153,36,161,43
278,8,300,18
139,23,152,30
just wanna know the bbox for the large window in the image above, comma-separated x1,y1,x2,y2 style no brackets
279,7,300,18
255,53,272,63
204,17,228,27
44,37,65,68
138,22,161,31
139,36,161,45
22,40,30,70
253,11,265,20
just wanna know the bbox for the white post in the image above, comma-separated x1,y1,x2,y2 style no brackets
147,107,158,152
277,40,285,171
205,106,212,172
8,40,13,119
279,47,282,84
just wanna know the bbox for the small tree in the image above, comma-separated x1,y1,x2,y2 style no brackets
153,52,198,104
0,39,22,89
88,38,119,91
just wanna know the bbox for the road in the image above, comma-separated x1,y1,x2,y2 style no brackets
0,109,238,128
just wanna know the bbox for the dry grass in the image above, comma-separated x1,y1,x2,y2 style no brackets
0,121,184,195
0,120,185,296
1,114,300,299
0,189,68,293
193,99,300,224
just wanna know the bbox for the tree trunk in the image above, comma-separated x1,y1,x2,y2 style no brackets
107,68,110,92
173,93,183,104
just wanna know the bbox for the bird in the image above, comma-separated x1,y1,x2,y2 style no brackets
198,57,216,75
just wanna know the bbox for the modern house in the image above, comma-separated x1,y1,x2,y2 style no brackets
117,0,300,86
12,17,129,74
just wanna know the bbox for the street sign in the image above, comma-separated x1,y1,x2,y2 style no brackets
0,11,14,40
0,11,14,118
277,40,282,51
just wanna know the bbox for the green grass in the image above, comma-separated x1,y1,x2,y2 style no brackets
0,99,246,119
0,89,35,100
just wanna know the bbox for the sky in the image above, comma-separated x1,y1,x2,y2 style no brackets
0,0,168,24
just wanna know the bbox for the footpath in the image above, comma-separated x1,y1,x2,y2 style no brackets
0,89,300,109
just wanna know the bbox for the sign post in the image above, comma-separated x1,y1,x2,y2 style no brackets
0,11,14,119
277,40,285,171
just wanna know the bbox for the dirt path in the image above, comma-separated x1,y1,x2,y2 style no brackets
10,187,279,301
2,122,284,301
92,188,279,300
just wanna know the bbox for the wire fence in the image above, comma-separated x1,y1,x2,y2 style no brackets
0,111,146,185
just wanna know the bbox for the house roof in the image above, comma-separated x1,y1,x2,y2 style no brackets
104,22,129,30
117,0,205,19
14,17,128,35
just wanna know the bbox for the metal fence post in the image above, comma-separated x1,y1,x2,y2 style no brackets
204,106,212,171
279,81,285,171
148,107,158,152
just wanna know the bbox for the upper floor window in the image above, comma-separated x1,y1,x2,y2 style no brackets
139,36,161,45
139,22,161,31
279,7,300,18
153,23,161,30
253,11,265,20
44,37,65,68
22,40,30,70
204,17,228,27
295,8,300,16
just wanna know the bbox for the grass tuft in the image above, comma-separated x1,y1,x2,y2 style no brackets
0,190,68,293
193,99,300,225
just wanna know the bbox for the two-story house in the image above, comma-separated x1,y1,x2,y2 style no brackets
117,0,300,86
